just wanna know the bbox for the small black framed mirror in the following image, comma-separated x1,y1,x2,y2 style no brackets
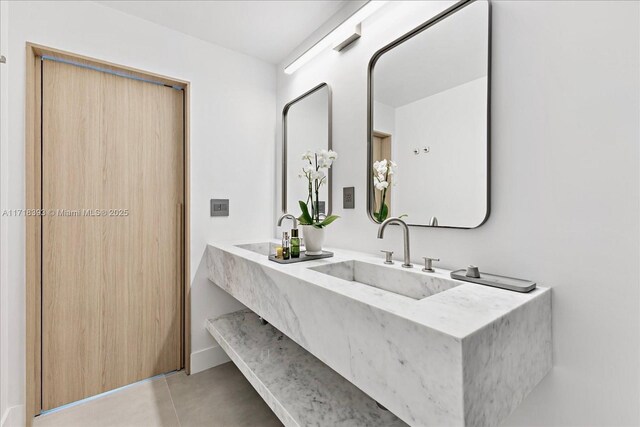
282,83,332,215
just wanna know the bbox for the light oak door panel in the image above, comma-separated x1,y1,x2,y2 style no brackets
42,59,183,410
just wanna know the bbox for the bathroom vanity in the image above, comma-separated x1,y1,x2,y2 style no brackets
206,240,552,427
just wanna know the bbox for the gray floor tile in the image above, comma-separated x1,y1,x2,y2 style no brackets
166,363,282,427
34,377,180,427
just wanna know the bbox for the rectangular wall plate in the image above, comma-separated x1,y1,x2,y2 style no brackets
343,187,355,209
210,199,229,217
318,201,326,215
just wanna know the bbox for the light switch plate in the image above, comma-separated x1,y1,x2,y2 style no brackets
318,201,326,215
210,199,229,217
343,187,355,209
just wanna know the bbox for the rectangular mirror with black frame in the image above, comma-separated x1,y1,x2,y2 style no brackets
282,83,332,216
367,0,490,228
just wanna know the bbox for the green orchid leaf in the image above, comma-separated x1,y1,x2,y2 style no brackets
376,203,388,222
318,215,340,228
298,200,313,225
297,216,311,225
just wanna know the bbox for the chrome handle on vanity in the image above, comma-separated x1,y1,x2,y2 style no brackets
380,250,394,265
422,257,440,272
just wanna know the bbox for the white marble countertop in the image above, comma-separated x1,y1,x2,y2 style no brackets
214,238,549,340
206,239,552,426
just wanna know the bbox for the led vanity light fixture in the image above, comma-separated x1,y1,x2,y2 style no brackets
284,1,388,75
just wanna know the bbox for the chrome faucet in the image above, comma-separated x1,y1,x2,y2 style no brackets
277,213,298,230
377,217,412,268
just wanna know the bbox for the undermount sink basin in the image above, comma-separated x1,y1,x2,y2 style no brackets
310,260,459,300
235,242,271,256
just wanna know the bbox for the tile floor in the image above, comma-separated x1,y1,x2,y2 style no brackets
34,362,283,427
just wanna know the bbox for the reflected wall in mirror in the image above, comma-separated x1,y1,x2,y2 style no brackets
368,0,490,228
283,83,332,215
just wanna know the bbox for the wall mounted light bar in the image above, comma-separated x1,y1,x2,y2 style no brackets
284,1,388,75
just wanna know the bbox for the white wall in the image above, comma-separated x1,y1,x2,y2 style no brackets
277,1,639,426
373,100,395,136
393,77,487,226
3,0,275,421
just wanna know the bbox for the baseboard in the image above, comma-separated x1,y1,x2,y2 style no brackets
190,344,230,374
1,405,25,427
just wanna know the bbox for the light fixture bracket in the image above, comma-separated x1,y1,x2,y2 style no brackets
333,23,361,52
284,1,388,74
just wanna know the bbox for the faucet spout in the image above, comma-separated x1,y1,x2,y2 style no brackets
377,217,412,268
277,213,298,230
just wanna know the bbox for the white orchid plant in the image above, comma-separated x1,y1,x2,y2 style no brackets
373,159,397,222
297,149,340,228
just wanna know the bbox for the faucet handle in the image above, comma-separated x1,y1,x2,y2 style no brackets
422,256,440,272
380,250,394,265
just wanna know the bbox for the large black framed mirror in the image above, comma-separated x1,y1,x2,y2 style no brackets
367,0,490,228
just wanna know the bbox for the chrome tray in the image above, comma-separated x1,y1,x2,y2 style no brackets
450,269,536,293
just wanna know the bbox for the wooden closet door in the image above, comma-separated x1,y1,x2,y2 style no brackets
41,59,183,410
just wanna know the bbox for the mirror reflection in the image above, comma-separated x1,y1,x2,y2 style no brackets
283,83,332,215
369,1,490,228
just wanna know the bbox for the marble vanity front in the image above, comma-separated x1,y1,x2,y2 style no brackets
206,240,552,427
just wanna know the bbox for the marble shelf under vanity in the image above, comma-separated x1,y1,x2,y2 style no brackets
206,240,552,427
207,309,408,427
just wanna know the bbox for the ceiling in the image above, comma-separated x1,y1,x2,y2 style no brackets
98,0,347,64
374,1,488,108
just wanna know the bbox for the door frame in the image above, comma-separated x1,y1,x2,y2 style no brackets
25,43,191,423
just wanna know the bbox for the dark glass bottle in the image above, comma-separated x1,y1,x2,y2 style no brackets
290,229,300,258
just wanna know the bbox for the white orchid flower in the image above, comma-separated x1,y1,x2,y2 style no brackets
327,150,338,160
388,161,397,174
373,158,397,190
311,170,325,180
302,150,313,161
374,159,388,175
375,181,389,191
318,157,331,168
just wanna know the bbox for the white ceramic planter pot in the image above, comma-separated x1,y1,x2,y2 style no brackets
301,225,325,255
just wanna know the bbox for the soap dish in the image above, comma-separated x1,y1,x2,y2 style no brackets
269,251,334,264
450,269,536,293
